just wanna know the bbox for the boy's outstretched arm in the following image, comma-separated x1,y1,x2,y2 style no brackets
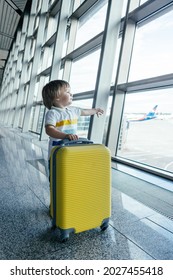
81,108,104,117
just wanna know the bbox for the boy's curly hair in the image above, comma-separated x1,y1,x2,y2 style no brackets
42,80,70,109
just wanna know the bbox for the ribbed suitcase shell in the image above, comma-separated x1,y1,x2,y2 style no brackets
50,144,111,235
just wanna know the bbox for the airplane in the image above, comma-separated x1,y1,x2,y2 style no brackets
127,105,158,122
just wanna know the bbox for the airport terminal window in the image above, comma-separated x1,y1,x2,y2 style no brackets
46,14,59,42
33,81,39,102
75,0,108,49
73,96,112,141
29,105,44,134
117,88,173,174
11,92,18,110
11,109,15,126
73,99,93,138
26,62,32,83
39,47,49,73
47,44,54,68
30,38,36,59
18,108,25,129
69,49,101,93
29,106,37,132
14,74,20,90
37,105,45,133
128,9,173,82
62,28,69,57
23,84,29,105
37,50,44,74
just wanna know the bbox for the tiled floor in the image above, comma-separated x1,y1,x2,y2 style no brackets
0,126,173,260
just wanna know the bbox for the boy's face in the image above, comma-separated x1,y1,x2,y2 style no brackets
53,86,73,108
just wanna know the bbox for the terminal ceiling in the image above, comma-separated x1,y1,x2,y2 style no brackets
0,0,28,87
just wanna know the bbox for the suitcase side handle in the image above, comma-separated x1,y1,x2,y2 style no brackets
52,138,93,146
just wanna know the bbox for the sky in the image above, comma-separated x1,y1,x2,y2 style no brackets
71,1,173,114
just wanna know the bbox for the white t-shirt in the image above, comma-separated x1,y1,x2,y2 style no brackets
45,106,81,158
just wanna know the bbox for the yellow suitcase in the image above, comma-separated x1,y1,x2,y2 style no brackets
50,139,111,242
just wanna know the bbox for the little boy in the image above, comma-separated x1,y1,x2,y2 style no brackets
42,79,104,159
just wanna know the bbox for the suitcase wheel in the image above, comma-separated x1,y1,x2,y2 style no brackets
61,236,69,243
60,228,74,242
100,218,109,231
100,223,109,231
60,232,70,243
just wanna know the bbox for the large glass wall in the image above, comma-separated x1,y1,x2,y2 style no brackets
113,1,173,178
0,0,173,180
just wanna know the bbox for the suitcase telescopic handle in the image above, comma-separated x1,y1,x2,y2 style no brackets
52,138,93,146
